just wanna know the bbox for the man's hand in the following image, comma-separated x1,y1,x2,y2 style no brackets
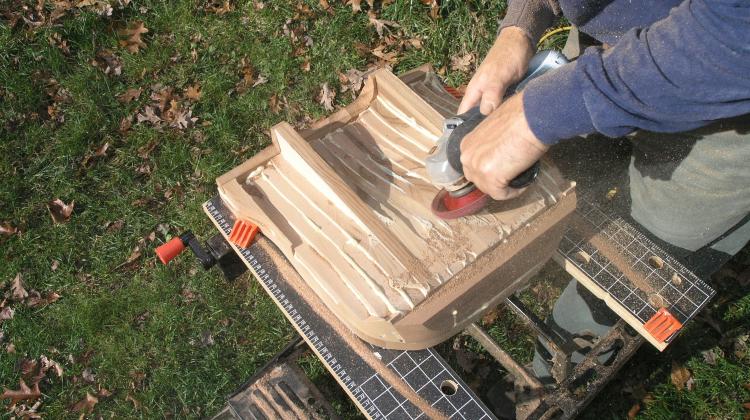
457,27,534,115
460,92,548,200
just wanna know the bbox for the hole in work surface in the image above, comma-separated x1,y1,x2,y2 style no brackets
440,380,458,396
648,255,664,269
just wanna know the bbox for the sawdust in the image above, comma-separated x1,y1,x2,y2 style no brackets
570,215,657,296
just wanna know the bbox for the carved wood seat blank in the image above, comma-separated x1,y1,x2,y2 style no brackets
217,69,577,349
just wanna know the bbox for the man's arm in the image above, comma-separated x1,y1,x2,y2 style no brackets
457,0,560,114
523,0,750,145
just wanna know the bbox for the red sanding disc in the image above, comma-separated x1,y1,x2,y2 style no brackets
431,188,488,219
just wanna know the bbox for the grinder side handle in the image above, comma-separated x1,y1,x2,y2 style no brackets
446,106,540,189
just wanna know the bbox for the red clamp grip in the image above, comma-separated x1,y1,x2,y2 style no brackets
155,236,186,265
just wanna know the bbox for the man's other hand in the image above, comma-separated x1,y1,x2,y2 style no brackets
457,27,534,115
460,92,548,200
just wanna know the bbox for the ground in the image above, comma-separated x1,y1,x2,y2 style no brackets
0,0,748,418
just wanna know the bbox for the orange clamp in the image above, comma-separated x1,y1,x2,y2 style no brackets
644,307,683,343
229,219,259,248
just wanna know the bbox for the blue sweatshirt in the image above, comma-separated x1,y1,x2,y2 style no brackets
518,0,750,145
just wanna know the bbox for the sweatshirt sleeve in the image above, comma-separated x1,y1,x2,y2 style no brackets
522,0,750,145
499,0,560,46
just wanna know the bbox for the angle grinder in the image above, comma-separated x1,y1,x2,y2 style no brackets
425,50,569,219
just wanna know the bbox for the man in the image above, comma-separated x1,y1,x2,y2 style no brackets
457,0,750,387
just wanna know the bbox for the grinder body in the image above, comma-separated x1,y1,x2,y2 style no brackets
425,50,569,218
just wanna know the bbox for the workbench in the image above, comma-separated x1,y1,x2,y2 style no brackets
207,67,715,420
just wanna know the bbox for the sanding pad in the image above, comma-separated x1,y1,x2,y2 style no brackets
431,188,488,219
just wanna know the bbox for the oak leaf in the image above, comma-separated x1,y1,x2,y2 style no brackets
47,199,74,224
205,0,232,14
347,0,361,12
367,11,399,38
118,88,142,103
450,53,474,73
0,307,14,321
26,291,61,308
119,21,149,53
40,355,64,378
10,273,28,302
71,392,98,413
670,361,694,391
0,223,18,237
318,83,335,112
0,379,41,408
184,84,202,101
92,49,122,76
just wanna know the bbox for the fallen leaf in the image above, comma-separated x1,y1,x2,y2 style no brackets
347,0,361,12
126,393,141,409
0,379,41,407
421,0,440,19
481,308,499,325
10,273,28,302
670,361,693,391
92,49,122,76
40,355,64,378
367,11,399,38
199,330,215,347
97,387,112,398
71,392,98,413
51,260,59,271
300,57,311,72
82,368,96,383
0,223,18,237
47,199,74,224
318,82,335,112
450,53,474,73
26,291,61,308
105,220,125,233
116,243,142,270
184,84,202,101
269,94,281,114
118,88,142,104
701,348,723,366
205,0,233,14
118,21,149,53
627,403,640,419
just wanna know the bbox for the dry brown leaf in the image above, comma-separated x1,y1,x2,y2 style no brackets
0,379,41,408
371,44,399,64
126,393,141,410
119,115,133,133
10,273,28,302
26,291,61,308
627,403,640,419
347,0,361,12
421,0,440,19
319,0,331,12
40,355,64,378
72,392,98,413
481,308,499,325
0,223,18,237
318,83,335,112
118,21,149,53
82,368,96,383
50,260,59,271
97,387,112,398
47,199,74,224
118,87,142,103
117,244,142,269
0,307,14,321
450,53,474,73
269,94,281,114
205,0,232,14
367,11,399,38
300,58,311,72
184,84,202,101
92,49,122,76
670,361,694,391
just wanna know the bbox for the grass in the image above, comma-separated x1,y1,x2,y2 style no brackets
1,0,748,418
